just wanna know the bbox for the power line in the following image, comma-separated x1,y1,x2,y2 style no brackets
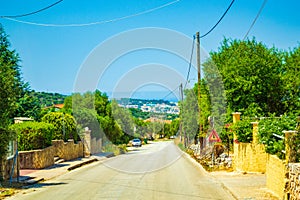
161,85,180,100
243,0,268,40
184,36,195,89
200,0,235,38
2,0,180,27
0,0,64,18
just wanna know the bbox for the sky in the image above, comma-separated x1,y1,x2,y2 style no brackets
0,0,299,101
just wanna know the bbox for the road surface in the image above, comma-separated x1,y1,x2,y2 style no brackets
9,141,234,200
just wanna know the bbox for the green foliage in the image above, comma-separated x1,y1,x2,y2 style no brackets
231,118,253,143
258,115,297,159
180,88,199,144
74,108,102,139
162,119,180,138
0,24,23,127
32,91,66,107
205,38,286,116
10,122,53,151
41,112,77,142
15,89,42,120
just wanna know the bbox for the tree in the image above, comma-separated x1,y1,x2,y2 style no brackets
180,88,199,146
0,24,25,180
15,88,42,120
41,112,77,142
282,46,300,115
0,24,23,127
205,38,285,116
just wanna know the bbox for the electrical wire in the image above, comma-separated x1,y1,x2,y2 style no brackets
161,85,180,100
184,36,195,89
2,0,180,27
200,0,235,38
243,0,268,40
0,0,64,18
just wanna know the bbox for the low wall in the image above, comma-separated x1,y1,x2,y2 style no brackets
233,142,267,173
286,163,300,200
19,146,55,169
2,157,18,180
91,138,102,154
266,154,287,199
52,140,83,161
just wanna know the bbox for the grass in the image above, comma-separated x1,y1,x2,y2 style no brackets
0,181,26,199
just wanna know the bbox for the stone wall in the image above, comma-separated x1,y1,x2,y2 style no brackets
1,157,18,180
52,140,83,161
286,163,300,200
19,146,55,169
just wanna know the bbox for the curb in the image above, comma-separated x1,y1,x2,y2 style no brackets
67,158,98,171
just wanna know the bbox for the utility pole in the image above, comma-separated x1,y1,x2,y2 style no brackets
179,83,184,143
196,32,202,146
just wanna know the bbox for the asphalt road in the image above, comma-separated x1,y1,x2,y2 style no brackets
9,141,234,200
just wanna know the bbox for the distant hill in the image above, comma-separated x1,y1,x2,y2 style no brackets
32,91,67,107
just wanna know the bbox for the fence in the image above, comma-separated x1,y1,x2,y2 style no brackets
232,113,299,199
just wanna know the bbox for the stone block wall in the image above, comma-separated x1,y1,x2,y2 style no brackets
286,163,300,200
266,154,287,199
2,157,18,180
234,142,267,173
52,140,83,161
19,146,55,169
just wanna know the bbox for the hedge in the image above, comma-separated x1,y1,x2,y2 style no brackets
10,122,54,151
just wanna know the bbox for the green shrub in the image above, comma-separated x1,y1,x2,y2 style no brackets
258,114,297,160
10,122,54,151
231,118,253,143
42,112,77,142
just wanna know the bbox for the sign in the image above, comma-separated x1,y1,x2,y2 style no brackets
208,129,221,143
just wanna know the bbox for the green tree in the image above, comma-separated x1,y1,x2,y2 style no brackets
0,25,23,127
282,46,300,115
205,38,285,116
180,88,199,146
15,88,42,120
41,112,77,142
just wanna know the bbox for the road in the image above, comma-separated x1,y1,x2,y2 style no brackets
9,141,234,200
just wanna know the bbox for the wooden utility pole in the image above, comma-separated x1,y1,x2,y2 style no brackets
179,83,184,143
196,32,202,145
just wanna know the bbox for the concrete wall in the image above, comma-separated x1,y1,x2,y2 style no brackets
266,155,287,199
91,138,102,155
286,163,300,200
233,142,267,173
19,146,55,169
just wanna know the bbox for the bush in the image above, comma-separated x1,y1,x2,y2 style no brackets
10,122,54,151
42,112,77,142
258,114,297,159
231,118,253,143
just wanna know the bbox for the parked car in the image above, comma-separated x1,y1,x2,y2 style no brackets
132,138,142,147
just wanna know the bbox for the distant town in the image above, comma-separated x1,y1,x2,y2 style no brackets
116,98,180,115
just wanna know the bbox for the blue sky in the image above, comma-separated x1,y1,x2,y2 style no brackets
0,0,299,100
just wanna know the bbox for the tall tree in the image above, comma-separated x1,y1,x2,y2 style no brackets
282,46,300,115
0,24,23,180
205,38,285,116
0,24,23,127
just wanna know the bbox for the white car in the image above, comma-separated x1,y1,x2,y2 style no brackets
132,139,142,147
